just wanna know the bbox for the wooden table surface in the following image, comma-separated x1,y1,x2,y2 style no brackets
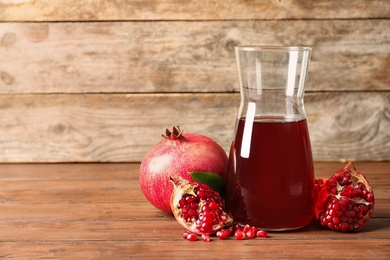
1,162,389,259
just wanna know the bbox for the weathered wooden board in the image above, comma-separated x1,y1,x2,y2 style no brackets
0,20,389,94
308,92,390,161
1,218,389,240
1,240,389,259
0,0,389,21
0,92,388,162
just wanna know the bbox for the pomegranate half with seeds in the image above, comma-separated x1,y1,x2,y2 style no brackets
170,177,233,235
314,161,375,232
139,126,228,213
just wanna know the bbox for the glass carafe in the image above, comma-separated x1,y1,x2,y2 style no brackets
226,46,314,230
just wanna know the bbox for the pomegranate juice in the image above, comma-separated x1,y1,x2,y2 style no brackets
226,117,314,230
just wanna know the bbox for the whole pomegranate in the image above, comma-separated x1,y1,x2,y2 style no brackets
314,161,375,232
139,126,228,213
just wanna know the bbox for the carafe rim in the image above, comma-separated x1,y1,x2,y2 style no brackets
235,45,312,52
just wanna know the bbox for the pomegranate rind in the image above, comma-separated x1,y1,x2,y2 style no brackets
314,161,375,232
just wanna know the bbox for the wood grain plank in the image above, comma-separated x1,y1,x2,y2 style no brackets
0,20,389,93
0,240,389,259
0,0,389,21
0,163,388,218
0,162,386,179
0,218,388,241
0,93,239,162
0,197,388,219
308,92,390,162
0,92,388,162
0,162,139,179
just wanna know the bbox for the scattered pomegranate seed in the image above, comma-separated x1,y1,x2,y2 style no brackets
234,229,246,240
246,229,255,238
186,233,198,241
251,226,259,235
201,233,211,242
256,230,268,238
183,224,269,241
182,230,190,239
216,229,231,239
242,224,251,233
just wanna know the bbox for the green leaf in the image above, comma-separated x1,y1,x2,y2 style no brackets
189,172,226,197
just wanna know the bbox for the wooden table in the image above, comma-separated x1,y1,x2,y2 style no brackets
1,162,389,259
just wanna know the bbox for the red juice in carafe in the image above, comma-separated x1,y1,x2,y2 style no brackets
226,116,314,230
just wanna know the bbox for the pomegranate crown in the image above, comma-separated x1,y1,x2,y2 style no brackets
162,126,184,140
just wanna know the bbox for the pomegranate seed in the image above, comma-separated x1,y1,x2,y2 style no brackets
246,229,255,239
251,226,259,234
233,224,243,232
186,233,198,241
201,233,211,242
179,198,186,208
198,221,212,233
188,209,197,218
182,204,190,214
216,229,231,239
366,193,374,202
241,224,249,232
340,223,349,232
182,230,190,239
209,201,219,210
220,213,228,223
190,202,198,209
246,226,258,239
185,195,195,203
256,230,268,238
359,205,368,215
234,229,246,240
197,190,205,198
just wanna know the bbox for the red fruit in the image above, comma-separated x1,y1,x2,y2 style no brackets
251,226,259,235
182,230,190,239
234,229,246,240
216,229,231,239
201,233,211,242
256,230,268,238
314,161,375,232
186,233,197,241
170,177,233,235
246,226,258,239
139,126,228,213
242,224,251,233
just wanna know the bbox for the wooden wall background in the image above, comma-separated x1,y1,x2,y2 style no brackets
0,0,389,162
